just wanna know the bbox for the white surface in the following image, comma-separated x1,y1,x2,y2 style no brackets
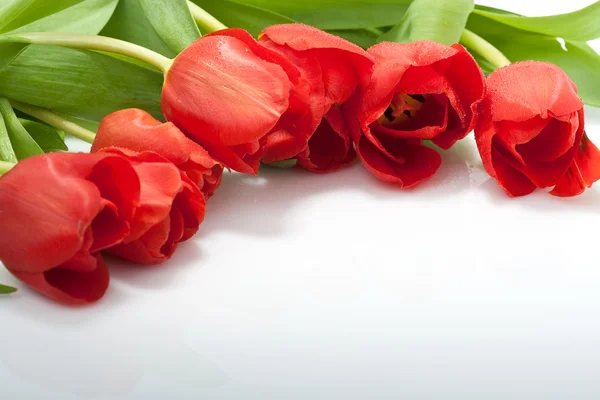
2,1,600,399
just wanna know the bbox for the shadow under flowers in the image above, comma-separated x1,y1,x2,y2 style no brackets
199,141,476,239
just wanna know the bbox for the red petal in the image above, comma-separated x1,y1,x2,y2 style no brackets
176,179,206,241
101,148,184,242
93,109,192,165
162,33,292,173
0,153,138,274
357,129,442,188
109,217,172,265
432,45,486,149
297,107,356,173
485,61,583,122
9,253,109,304
347,41,483,150
374,94,449,139
260,23,374,107
551,133,600,197
93,109,224,198
490,144,537,197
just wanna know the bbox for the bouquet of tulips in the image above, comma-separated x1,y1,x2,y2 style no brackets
0,0,599,304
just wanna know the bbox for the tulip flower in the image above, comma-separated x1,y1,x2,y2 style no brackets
0,152,140,304
475,61,600,197
98,148,206,265
162,28,300,174
259,24,374,172
345,41,485,187
92,109,223,198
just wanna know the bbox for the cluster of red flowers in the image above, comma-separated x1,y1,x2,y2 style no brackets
1,24,599,304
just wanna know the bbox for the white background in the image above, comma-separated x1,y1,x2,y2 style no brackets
2,1,600,399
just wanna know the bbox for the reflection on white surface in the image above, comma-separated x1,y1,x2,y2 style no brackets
2,1,600,398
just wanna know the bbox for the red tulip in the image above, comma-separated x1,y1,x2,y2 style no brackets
0,152,140,304
259,24,374,172
92,109,223,198
475,61,600,197
345,41,485,187
162,29,297,174
99,148,206,265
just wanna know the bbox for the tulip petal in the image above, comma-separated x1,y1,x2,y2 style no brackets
0,153,139,274
374,94,449,139
485,61,583,122
357,132,441,188
93,109,224,198
110,217,172,265
260,23,374,107
9,253,109,304
490,145,537,197
297,107,356,173
162,32,292,173
93,109,191,165
551,133,600,197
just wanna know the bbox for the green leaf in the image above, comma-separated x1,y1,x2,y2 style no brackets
378,0,474,45
136,0,200,53
467,13,600,107
0,44,163,122
0,112,18,162
0,98,43,159
472,1,600,42
19,119,68,152
201,0,411,30
192,0,294,36
0,42,29,72
101,0,176,58
1,0,119,35
0,283,17,294
0,0,36,31
328,29,380,49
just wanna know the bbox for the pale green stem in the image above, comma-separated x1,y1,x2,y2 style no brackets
187,1,228,33
0,160,15,175
11,101,96,144
6,32,173,73
460,29,511,69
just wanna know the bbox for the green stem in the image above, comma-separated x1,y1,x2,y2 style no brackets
460,29,511,69
0,160,15,175
187,1,228,33
6,32,173,73
10,101,96,144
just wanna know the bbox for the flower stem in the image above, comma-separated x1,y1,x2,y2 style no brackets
187,1,227,33
6,32,173,73
460,29,511,69
11,101,96,144
0,160,15,175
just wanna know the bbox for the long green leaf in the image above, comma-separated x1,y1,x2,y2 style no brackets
3,0,118,35
472,1,600,42
137,0,199,53
0,44,163,122
0,284,17,294
0,0,35,31
467,13,600,107
0,98,43,159
19,119,68,152
192,0,294,36
0,113,18,162
378,0,473,45
330,29,380,49
101,0,176,58
0,42,28,71
198,0,411,30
